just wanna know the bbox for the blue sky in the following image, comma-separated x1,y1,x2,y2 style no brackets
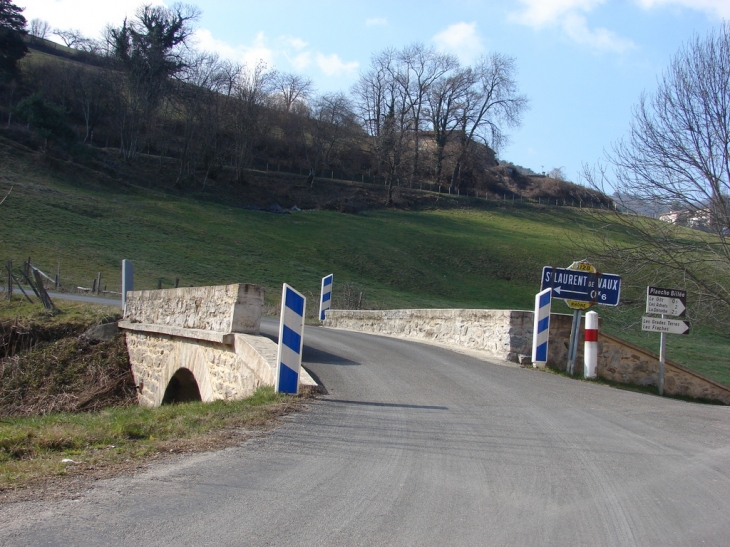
24,0,729,182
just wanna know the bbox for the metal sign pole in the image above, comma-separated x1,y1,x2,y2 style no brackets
567,309,582,375
659,314,666,395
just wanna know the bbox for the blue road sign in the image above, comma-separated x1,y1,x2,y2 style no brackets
541,266,621,306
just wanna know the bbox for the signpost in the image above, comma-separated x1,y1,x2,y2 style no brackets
319,274,333,321
531,288,551,368
641,316,690,335
541,261,621,375
276,284,306,395
541,265,621,307
646,286,686,317
642,285,690,395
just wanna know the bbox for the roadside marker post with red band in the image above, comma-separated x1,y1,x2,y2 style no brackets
584,311,598,379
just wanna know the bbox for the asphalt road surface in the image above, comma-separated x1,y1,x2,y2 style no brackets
1,321,729,546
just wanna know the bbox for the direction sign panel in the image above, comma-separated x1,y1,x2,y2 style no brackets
646,286,686,317
541,266,621,306
641,316,690,335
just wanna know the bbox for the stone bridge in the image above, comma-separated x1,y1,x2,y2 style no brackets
118,283,314,407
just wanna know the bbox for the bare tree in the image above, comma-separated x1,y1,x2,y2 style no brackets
53,28,93,50
29,18,50,41
225,60,273,183
396,44,457,183
548,167,566,180
428,66,471,186
298,92,357,187
270,71,313,112
352,49,413,204
583,23,730,325
450,54,528,191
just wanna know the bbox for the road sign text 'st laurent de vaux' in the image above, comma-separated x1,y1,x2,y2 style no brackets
541,266,621,306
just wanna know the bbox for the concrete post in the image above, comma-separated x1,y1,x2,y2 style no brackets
584,311,598,379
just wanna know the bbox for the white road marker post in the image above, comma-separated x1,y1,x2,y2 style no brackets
584,311,598,379
531,288,552,368
276,284,306,395
319,274,333,322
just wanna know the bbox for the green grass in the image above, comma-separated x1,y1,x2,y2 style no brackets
0,139,615,309
0,387,297,489
0,137,727,385
603,322,730,387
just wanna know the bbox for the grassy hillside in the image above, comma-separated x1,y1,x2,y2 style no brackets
0,138,727,385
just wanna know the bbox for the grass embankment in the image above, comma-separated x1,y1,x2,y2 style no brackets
0,136,618,309
0,300,131,415
0,386,297,493
0,136,727,384
0,300,306,494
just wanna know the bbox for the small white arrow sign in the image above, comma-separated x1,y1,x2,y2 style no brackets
642,316,690,335
554,286,587,297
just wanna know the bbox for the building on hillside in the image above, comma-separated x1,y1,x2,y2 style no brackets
659,208,712,231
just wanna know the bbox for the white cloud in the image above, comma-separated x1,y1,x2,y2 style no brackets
432,22,485,64
277,36,312,70
281,36,308,51
196,28,357,78
562,13,635,52
512,0,606,26
22,0,166,40
288,51,313,71
365,17,388,27
194,28,274,68
316,53,359,76
512,0,730,52
510,0,634,53
636,0,730,19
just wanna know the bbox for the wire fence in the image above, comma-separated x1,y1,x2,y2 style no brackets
246,160,615,210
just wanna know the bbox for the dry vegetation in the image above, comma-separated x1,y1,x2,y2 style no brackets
0,300,313,501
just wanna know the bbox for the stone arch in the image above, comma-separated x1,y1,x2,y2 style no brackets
162,368,202,404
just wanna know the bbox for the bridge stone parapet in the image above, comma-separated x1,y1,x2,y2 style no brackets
123,283,263,334
325,308,730,404
120,284,314,407
324,308,574,364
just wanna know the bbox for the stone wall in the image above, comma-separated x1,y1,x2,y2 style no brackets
597,332,730,404
325,308,730,404
120,283,314,407
124,330,277,407
324,309,575,367
124,283,264,334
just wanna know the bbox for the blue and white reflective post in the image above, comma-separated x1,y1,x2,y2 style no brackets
532,288,552,368
319,273,333,321
276,284,306,394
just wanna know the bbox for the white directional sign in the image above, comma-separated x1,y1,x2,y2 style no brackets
646,286,686,317
642,316,690,335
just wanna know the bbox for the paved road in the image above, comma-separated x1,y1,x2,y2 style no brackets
10,288,123,307
1,322,730,546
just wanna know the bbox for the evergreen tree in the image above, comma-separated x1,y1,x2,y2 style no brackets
0,0,28,81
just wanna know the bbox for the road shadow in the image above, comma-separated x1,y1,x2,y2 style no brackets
260,332,361,366
303,345,361,366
